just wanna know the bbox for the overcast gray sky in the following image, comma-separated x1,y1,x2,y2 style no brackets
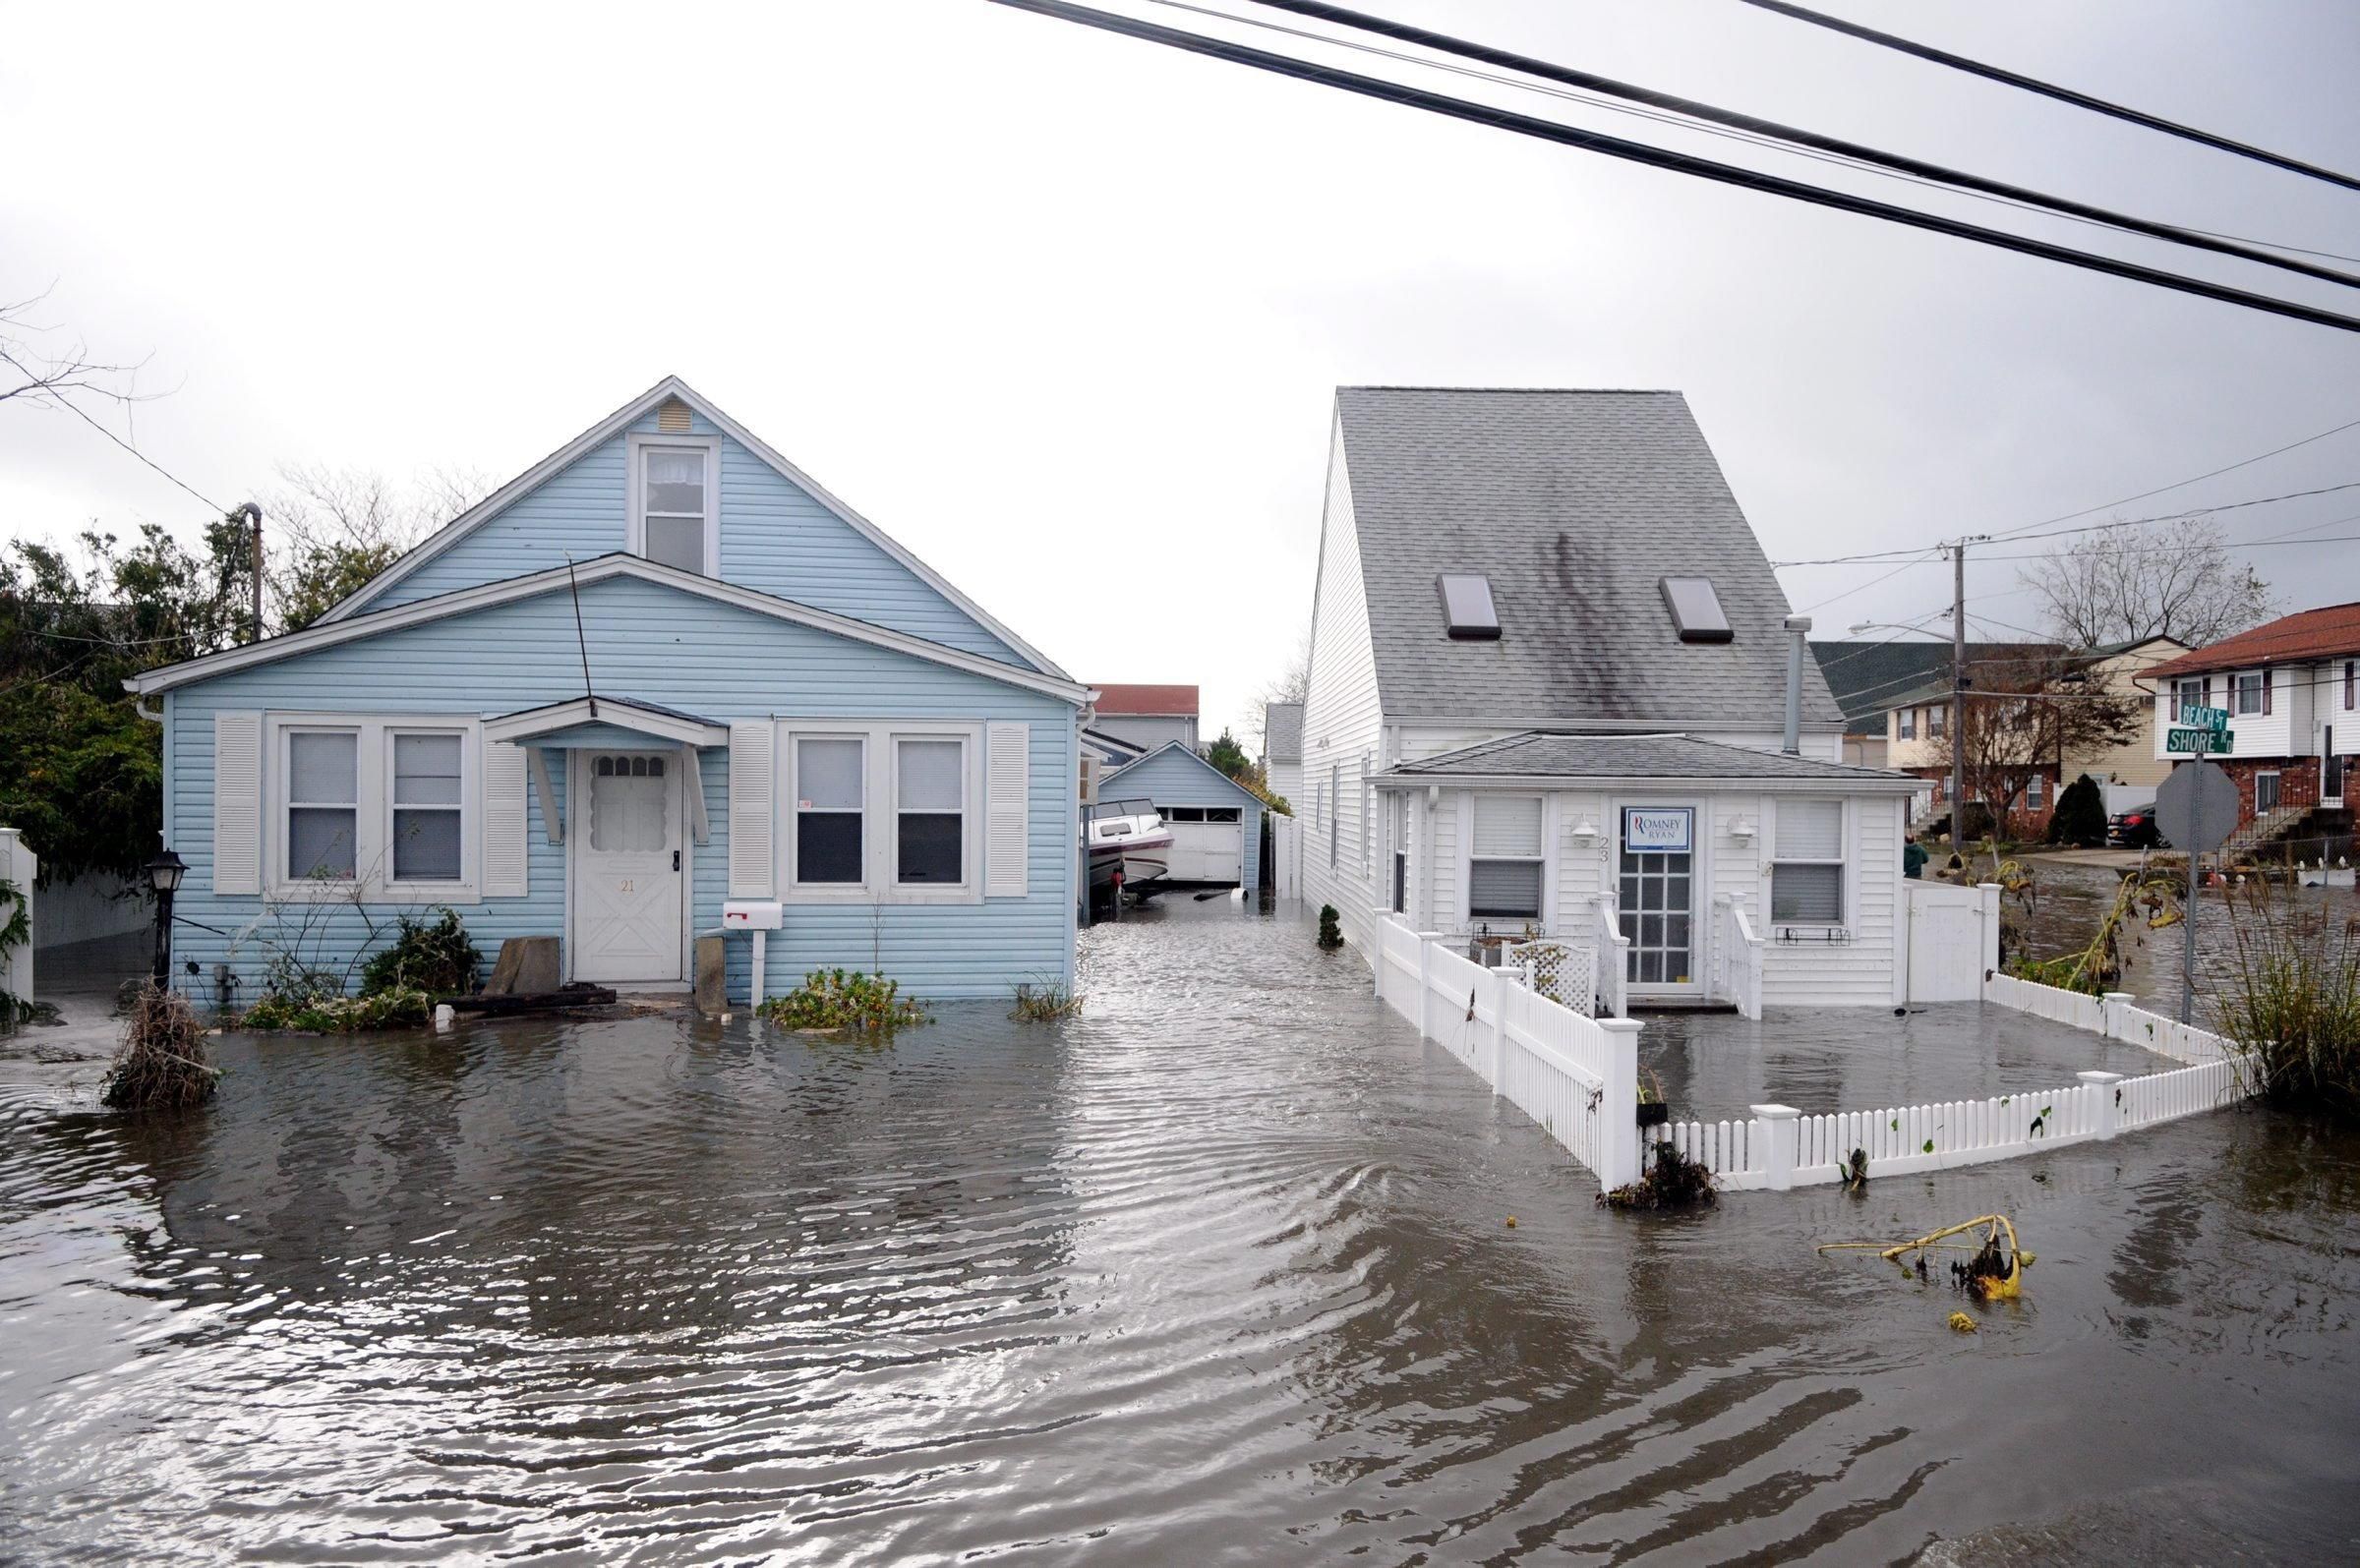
6,0,2358,736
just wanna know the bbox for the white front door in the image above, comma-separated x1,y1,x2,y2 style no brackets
1618,805,1702,996
573,751,685,985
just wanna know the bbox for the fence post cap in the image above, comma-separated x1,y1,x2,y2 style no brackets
2075,1070,2125,1085
1748,1103,1800,1121
2101,991,2136,1005
1596,1016,1643,1035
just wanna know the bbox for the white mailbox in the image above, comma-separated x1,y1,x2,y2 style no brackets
721,900,783,930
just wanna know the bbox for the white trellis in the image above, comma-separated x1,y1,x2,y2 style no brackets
1504,939,1597,1017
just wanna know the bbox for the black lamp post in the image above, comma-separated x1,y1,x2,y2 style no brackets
147,848,187,989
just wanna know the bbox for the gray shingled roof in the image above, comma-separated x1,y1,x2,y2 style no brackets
1335,387,1843,730
1810,640,1956,736
1264,701,1303,762
1380,731,1919,786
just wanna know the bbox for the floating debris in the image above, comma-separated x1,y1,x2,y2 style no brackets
1817,1214,2031,1303
1948,1311,1977,1334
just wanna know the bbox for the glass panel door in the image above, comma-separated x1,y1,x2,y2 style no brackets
1618,807,1696,988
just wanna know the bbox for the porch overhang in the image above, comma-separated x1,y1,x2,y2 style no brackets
483,696,729,749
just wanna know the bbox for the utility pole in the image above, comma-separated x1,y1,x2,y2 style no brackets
1944,535,1991,858
229,500,265,644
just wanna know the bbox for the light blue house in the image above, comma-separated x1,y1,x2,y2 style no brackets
129,378,1092,1004
1102,741,1264,888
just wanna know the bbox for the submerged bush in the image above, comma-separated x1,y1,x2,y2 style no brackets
240,987,432,1033
1600,1141,1718,1210
359,907,480,998
2218,883,2360,1119
1010,981,1083,1022
758,968,927,1033
2046,774,2106,847
102,984,219,1110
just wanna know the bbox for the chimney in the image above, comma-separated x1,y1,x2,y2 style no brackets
1783,614,1811,755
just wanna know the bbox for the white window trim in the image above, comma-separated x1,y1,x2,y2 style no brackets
1767,795,1849,931
1897,708,1915,740
266,713,483,903
772,720,985,905
625,432,721,576
2234,669,2268,716
1462,790,1550,928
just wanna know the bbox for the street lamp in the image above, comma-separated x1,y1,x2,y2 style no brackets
146,847,187,988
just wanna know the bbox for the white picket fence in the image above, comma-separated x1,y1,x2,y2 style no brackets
1375,915,1642,1191
1664,975,2254,1191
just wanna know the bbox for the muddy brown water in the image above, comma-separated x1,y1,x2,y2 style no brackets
4,900,2358,1564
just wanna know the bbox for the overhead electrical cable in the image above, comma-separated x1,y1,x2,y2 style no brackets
1983,410,2360,542
1734,0,2360,196
986,0,2360,336
1221,0,2360,290
0,346,223,514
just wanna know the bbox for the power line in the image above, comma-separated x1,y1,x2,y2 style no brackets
1734,0,2360,196
988,0,2360,336
0,347,223,515
1226,0,2360,291
1988,411,2360,541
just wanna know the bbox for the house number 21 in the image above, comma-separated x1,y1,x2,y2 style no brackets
617,879,635,893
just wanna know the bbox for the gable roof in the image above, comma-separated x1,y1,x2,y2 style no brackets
1103,739,1266,805
1331,387,1842,729
315,376,1065,678
1264,701,1304,762
126,553,1094,704
1094,682,1199,717
2147,603,2360,678
1810,640,1956,735
1377,730,1920,789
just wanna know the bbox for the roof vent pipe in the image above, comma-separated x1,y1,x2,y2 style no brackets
1782,615,1811,754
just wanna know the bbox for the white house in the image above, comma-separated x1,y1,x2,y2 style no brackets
1298,386,1924,1009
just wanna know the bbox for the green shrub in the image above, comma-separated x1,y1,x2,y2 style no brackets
757,968,928,1032
2046,774,2106,847
241,987,432,1033
1317,904,1343,950
1010,981,1083,1021
359,907,479,997
2218,884,2360,1119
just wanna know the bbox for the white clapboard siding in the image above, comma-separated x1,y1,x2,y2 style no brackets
212,711,263,895
728,720,775,897
483,740,529,896
986,722,1029,897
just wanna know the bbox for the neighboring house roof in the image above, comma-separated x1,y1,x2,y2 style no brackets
1104,739,1266,805
2087,634,2188,660
1376,730,1921,789
2147,603,2360,677
1081,726,1149,763
1811,640,1956,735
1094,682,1199,717
1330,386,1844,729
125,552,1095,704
314,375,1066,679
1264,701,1304,763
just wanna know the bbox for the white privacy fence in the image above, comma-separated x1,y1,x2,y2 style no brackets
0,828,33,1009
1375,915,1642,1191
1665,974,2254,1191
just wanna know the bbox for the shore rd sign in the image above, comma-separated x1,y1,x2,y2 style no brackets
2166,726,2232,755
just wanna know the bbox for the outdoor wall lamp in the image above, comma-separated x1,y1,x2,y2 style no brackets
1730,818,1758,842
146,847,186,988
1569,818,1600,842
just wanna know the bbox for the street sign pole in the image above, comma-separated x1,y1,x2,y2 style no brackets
2154,752,2238,1026
2181,767,2200,1024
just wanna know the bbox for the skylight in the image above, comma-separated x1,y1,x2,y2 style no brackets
1439,574,1500,640
1661,576,1732,643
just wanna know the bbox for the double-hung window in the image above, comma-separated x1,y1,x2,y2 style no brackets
1467,794,1544,922
390,732,465,882
2173,676,2207,720
1771,799,1845,925
1927,705,1945,738
630,436,718,575
287,729,360,882
896,737,967,886
1898,708,1915,740
794,737,864,885
2025,772,2044,812
2235,670,2270,716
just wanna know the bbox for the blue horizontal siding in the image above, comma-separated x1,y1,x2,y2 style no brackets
370,407,1032,666
1104,747,1263,889
166,573,1077,1003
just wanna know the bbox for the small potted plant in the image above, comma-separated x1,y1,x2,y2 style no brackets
1635,1069,1672,1130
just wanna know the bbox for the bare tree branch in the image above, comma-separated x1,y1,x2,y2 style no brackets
2019,515,2277,650
0,288,162,411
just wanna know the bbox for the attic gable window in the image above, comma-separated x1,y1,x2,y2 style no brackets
1661,577,1731,643
628,434,719,576
1439,574,1500,640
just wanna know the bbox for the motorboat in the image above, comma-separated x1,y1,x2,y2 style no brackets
1087,797,1173,895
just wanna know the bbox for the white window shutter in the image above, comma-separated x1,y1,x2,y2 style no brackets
212,711,263,895
483,740,529,897
986,722,1029,898
729,720,775,897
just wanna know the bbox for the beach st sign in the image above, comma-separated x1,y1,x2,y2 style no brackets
2179,704,2230,731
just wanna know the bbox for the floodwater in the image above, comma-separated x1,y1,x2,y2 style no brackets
5,901,2359,1564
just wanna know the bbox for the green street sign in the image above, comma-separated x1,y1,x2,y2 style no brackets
2180,704,2230,730
2166,726,2231,754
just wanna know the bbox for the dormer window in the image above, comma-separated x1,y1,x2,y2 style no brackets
1661,576,1731,642
628,434,719,575
1439,574,1500,640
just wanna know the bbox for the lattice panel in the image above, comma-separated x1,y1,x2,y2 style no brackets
1504,940,1598,1017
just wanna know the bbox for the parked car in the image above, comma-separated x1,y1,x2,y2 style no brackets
2108,803,2166,848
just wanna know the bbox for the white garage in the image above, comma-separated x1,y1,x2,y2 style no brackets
1101,740,1266,889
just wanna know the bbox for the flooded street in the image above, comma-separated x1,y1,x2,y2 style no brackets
5,900,2359,1564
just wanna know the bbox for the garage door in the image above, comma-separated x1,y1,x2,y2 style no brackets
1162,806,1243,882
